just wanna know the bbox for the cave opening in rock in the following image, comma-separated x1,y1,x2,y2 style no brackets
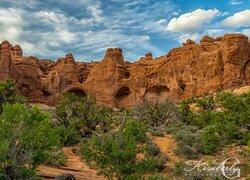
180,84,186,91
42,90,52,97
67,88,87,97
115,86,130,101
144,85,170,101
146,85,170,95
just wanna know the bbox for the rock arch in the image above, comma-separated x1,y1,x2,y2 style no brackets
114,86,131,107
63,85,87,97
144,85,170,101
66,88,87,96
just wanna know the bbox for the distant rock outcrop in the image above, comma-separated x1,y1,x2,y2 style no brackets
200,35,216,43
1,33,250,107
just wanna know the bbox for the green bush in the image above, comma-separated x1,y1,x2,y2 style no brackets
172,125,203,159
145,142,160,156
0,103,59,179
154,155,168,171
54,93,118,146
177,92,250,156
173,161,185,176
148,126,166,137
81,120,164,179
134,100,180,127
44,149,67,167
0,79,25,114
147,174,169,180
203,125,221,154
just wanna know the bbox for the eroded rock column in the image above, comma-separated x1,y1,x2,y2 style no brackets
220,34,249,88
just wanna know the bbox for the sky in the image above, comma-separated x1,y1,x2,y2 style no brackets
0,0,250,62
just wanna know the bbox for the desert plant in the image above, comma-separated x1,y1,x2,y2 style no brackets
44,149,67,167
0,79,25,114
203,125,221,154
173,125,204,159
81,120,164,179
54,93,120,145
134,99,180,127
177,91,250,155
54,93,100,145
173,161,185,176
0,103,59,179
145,142,160,156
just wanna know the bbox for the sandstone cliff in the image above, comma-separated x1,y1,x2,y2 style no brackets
0,34,250,107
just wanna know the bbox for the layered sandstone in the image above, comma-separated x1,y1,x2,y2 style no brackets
0,33,250,107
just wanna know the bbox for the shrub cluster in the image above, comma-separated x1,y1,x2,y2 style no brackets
1,78,249,179
0,79,61,179
54,93,116,146
81,120,167,179
176,92,250,156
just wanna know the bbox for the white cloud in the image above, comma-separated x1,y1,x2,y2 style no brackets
138,35,150,42
221,12,229,16
157,19,166,24
229,0,243,5
178,33,203,43
222,9,250,28
0,0,171,61
166,9,221,33
0,8,23,43
34,11,77,44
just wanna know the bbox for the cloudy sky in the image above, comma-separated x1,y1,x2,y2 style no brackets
0,0,250,61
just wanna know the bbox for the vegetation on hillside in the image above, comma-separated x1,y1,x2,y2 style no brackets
175,92,250,156
0,79,59,179
0,79,249,179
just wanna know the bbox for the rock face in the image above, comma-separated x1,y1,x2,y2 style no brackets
1,33,250,107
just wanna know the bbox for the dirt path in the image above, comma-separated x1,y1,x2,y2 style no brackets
37,147,106,180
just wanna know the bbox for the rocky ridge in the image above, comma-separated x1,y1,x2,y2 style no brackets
1,33,250,107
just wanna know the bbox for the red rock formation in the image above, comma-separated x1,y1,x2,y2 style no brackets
0,33,250,107
140,52,153,61
200,35,216,43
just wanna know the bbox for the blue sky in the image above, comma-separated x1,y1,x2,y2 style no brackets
0,0,250,61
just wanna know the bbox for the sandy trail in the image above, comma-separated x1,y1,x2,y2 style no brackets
37,147,106,180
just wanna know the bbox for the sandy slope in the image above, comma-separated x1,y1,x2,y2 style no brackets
37,147,106,180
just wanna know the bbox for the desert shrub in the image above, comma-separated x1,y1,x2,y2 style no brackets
177,91,250,155
134,100,180,127
247,133,250,148
147,174,169,180
44,149,67,167
154,155,168,171
203,125,222,154
55,93,98,136
54,93,117,145
173,126,204,159
0,103,59,179
123,119,147,143
81,120,164,179
148,126,166,137
173,161,185,176
196,94,215,111
0,79,26,114
95,106,115,134
150,129,165,137
57,125,82,146
145,142,160,156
